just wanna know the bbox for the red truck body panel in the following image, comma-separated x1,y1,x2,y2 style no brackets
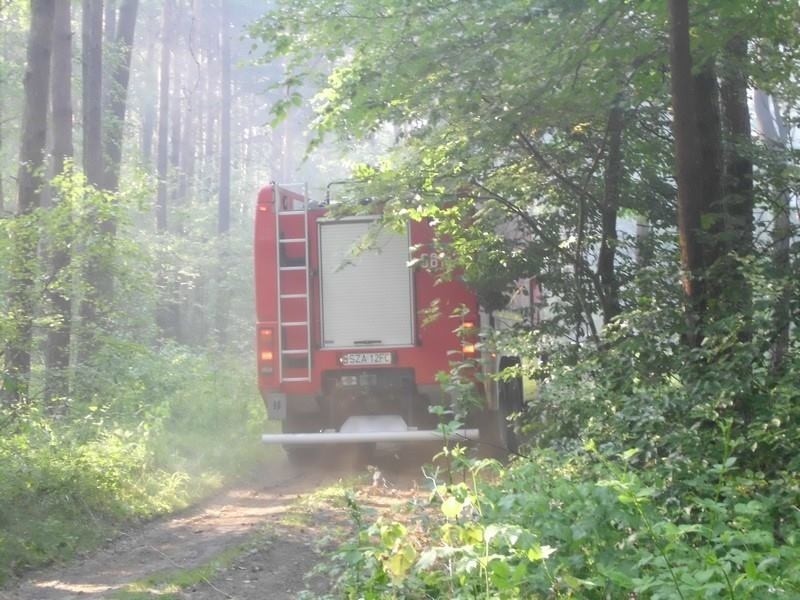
255,185,478,403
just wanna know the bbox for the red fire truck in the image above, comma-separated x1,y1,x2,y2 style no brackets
255,183,526,458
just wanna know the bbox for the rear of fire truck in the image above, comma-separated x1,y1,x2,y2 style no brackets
254,183,523,459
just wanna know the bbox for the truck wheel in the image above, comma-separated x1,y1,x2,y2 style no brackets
282,413,321,467
336,442,375,468
285,446,318,467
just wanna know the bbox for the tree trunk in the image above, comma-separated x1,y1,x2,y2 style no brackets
193,40,205,189
597,99,624,325
178,45,195,238
103,0,139,195
215,0,232,345
170,62,183,232
720,35,754,320
51,2,73,179
4,0,56,403
170,74,182,178
218,0,231,235
140,40,156,166
720,37,753,258
77,0,138,361
668,0,705,345
693,62,724,280
204,3,218,188
270,82,290,182
44,0,74,403
0,86,4,214
715,36,755,420
104,0,117,45
78,0,105,365
155,0,179,339
82,0,104,187
180,76,195,207
156,0,172,233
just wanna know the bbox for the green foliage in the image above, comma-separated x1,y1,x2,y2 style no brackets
0,350,267,584
252,0,799,336
318,444,799,599
0,0,273,587
310,257,800,597
249,0,800,597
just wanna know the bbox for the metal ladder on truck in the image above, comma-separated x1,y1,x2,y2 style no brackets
274,183,311,383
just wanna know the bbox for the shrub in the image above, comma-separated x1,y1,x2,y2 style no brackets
0,347,267,583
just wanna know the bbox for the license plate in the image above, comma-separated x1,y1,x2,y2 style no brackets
339,352,393,366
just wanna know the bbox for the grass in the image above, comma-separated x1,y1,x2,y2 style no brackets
0,350,273,585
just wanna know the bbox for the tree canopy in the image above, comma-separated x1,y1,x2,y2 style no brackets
254,0,799,346
249,2,800,595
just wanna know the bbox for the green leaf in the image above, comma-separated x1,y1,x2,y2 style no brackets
527,544,556,561
441,495,463,519
383,542,417,585
621,448,639,461
562,573,598,590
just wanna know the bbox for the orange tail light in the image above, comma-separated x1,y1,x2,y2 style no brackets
258,327,275,375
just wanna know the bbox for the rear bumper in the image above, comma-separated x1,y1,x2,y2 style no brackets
262,414,478,445
262,428,479,445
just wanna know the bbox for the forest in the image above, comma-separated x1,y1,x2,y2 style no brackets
2,0,800,598
0,0,307,584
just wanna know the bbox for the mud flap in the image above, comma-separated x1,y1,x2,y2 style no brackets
265,393,286,420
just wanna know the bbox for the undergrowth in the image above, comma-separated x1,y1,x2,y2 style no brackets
311,304,800,599
0,344,268,584
318,448,799,599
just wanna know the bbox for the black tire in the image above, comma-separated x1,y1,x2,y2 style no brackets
285,445,318,467
333,442,376,469
282,412,322,467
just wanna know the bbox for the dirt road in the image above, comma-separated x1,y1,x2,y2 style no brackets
2,448,435,600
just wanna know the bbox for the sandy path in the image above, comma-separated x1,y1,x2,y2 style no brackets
2,448,435,600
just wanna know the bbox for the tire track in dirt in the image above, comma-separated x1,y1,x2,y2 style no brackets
2,448,436,599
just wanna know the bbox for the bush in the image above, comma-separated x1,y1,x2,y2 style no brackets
315,286,800,598
0,347,267,583
319,446,799,599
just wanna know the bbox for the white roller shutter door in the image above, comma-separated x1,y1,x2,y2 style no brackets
319,220,414,348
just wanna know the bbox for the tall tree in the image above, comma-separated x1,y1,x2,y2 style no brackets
104,0,117,46
139,39,157,166
218,0,230,234
4,0,56,403
43,0,74,402
78,0,106,364
156,0,172,232
50,2,73,180
214,0,232,344
203,2,218,182
693,61,724,282
103,0,139,195
0,86,4,214
597,99,625,325
719,35,754,315
154,0,177,339
668,0,705,345
82,0,104,187
170,76,182,184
